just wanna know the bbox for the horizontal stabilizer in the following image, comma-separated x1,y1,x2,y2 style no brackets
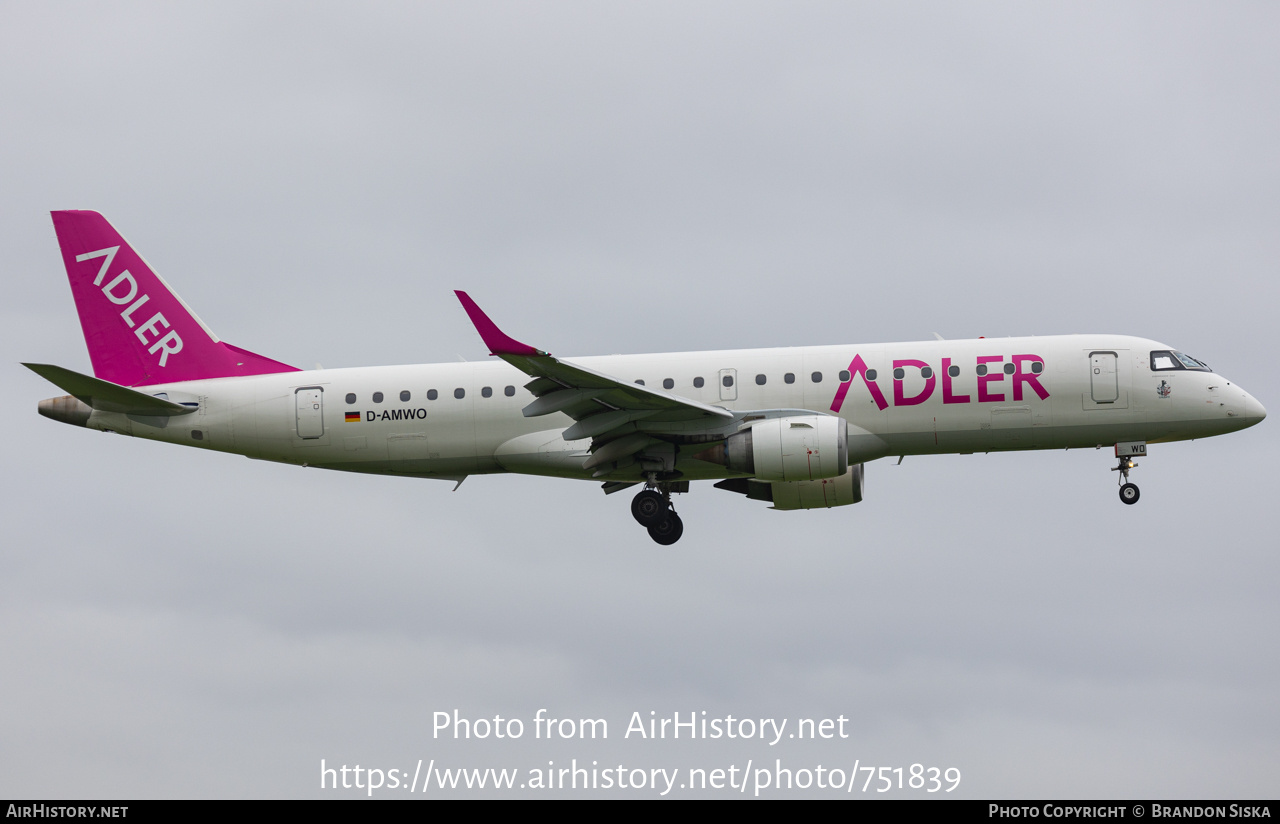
23,363,197,416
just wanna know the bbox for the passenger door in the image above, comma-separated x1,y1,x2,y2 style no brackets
1089,352,1118,404
295,387,324,439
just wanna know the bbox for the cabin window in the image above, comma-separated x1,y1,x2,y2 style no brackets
635,379,645,386
948,365,960,378
427,389,438,401
722,375,734,388
893,367,905,380
505,385,515,396
866,369,878,381
663,378,674,389
372,392,384,403
784,373,795,384
1031,361,1043,374
839,370,851,382
400,390,411,402
693,377,705,388
755,374,766,385
345,393,357,404
481,386,493,398
454,388,465,399
811,372,822,383
976,364,988,376
1003,363,1015,374
921,366,933,379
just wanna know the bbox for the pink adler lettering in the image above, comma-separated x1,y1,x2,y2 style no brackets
1012,354,1049,401
829,351,1050,412
977,355,1005,402
830,354,888,413
942,357,970,404
893,359,935,406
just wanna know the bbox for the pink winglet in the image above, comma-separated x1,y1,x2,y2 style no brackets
51,211,298,387
454,290,544,357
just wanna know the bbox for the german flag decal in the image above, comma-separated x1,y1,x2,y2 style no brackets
345,412,360,423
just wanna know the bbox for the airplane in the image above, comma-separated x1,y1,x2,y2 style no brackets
26,211,1267,545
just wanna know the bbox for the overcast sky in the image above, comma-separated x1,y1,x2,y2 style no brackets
2,1,1277,798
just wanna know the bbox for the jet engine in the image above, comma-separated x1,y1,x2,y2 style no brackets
713,462,865,509
710,414,848,481
770,462,864,509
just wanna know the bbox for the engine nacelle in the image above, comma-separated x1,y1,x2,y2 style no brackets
721,414,848,482
768,462,864,510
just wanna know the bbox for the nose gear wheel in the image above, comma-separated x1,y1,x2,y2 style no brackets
1111,455,1140,505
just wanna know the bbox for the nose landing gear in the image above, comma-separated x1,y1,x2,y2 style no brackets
632,482,684,545
1110,442,1146,505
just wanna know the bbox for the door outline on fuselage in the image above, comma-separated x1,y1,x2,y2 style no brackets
295,386,324,439
1089,351,1119,404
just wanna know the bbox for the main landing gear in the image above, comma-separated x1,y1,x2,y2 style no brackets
632,485,684,545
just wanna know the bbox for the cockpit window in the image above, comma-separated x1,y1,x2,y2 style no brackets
1150,350,1212,372
1175,352,1210,370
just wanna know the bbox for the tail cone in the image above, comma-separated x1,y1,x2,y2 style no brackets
38,395,92,427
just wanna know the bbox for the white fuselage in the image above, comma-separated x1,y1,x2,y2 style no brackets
75,334,1265,484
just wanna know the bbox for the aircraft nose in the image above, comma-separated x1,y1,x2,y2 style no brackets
1243,391,1267,423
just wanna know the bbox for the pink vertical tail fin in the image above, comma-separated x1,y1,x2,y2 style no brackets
50,210,298,387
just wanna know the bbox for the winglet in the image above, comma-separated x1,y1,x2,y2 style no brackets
454,291,545,357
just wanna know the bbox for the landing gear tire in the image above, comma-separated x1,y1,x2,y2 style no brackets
631,490,667,526
1111,450,1143,505
647,511,684,545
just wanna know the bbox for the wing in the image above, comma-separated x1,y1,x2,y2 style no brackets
455,291,734,476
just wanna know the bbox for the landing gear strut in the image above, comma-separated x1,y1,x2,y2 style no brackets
1112,456,1140,505
632,482,684,545
1108,442,1147,505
